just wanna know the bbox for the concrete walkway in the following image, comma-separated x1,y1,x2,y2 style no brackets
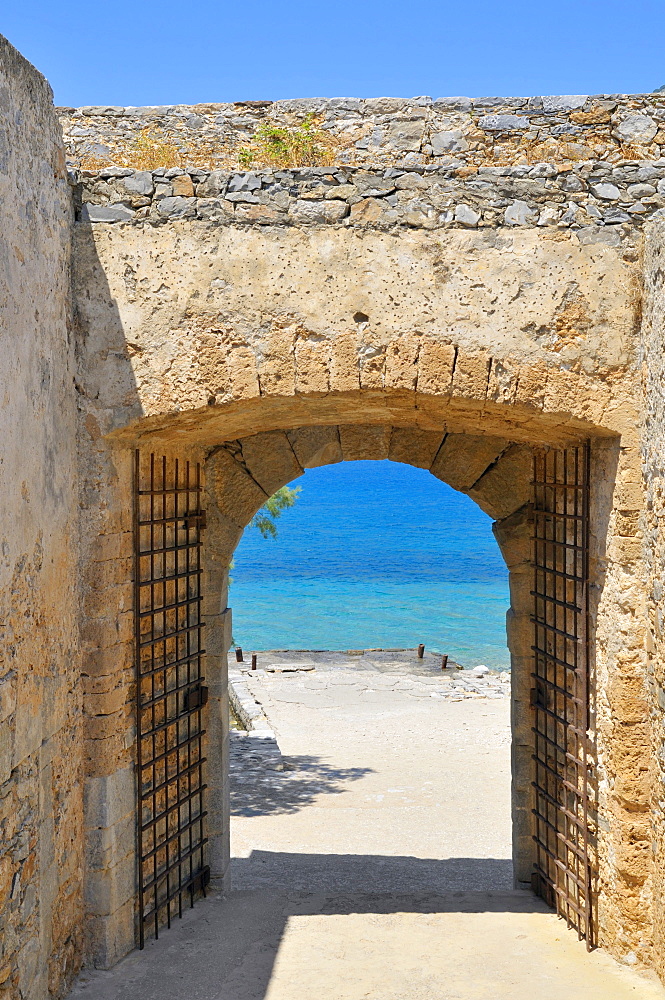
69,651,665,999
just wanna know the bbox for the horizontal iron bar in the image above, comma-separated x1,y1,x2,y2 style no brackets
139,704,205,741
531,591,582,614
136,540,202,558
533,535,585,552
139,622,205,650
530,673,585,707
136,568,203,588
532,565,585,583
530,619,581,644
532,644,582,672
533,480,586,491
139,731,206,770
141,836,209,896
532,846,589,895
532,701,588,738
532,724,595,765
138,650,205,683
138,594,203,620
137,514,204,527
137,487,202,497
140,677,205,712
533,509,585,522
141,756,204,800
141,807,210,860
532,759,592,808
532,779,591,824
532,808,589,862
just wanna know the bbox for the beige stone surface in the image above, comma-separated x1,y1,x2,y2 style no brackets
0,34,83,1000
6,26,665,994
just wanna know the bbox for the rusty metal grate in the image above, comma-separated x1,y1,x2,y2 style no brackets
134,451,210,948
531,443,597,948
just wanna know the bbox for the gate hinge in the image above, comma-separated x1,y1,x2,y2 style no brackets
181,510,207,531
184,685,209,711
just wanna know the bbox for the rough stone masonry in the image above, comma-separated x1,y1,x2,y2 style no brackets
7,24,665,1000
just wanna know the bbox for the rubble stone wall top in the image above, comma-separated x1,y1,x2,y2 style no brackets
60,93,665,172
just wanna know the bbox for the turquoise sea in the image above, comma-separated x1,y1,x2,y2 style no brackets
230,460,511,670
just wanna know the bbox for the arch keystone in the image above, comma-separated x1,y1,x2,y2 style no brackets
339,424,391,461
389,427,445,468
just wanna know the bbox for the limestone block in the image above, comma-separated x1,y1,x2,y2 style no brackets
430,434,508,492
468,444,532,519
507,566,533,616
206,448,268,527
359,345,386,389
451,348,492,400
294,339,330,393
257,329,297,397
287,426,343,469
506,619,533,679
204,612,233,660
339,425,391,461
87,898,135,970
384,335,420,390
86,813,134,872
84,852,135,917
492,506,531,569
224,343,260,401
329,334,360,392
389,427,444,469
240,431,303,495
84,766,134,830
417,339,456,394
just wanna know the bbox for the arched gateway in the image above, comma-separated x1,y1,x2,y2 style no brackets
75,203,639,971
5,31,665,999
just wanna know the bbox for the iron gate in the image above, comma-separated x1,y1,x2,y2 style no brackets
134,451,210,947
531,442,597,947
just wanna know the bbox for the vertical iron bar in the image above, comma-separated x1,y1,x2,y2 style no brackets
531,441,595,946
134,450,208,947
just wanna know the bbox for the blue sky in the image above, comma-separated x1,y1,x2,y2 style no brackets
3,1,665,107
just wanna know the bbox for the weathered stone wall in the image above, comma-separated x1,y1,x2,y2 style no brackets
59,94,665,172
71,177,650,970
0,35,82,1000
4,31,665,989
640,218,665,976
71,160,665,241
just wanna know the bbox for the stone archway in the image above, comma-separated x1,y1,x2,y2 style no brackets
72,182,649,973
198,417,602,919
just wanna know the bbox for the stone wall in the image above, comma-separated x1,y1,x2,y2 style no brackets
59,94,665,173
72,165,650,969
3,30,665,990
640,218,665,977
0,35,81,1000
71,160,665,241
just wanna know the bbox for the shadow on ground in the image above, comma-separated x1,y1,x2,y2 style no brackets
69,853,549,1000
230,731,373,817
231,850,515,893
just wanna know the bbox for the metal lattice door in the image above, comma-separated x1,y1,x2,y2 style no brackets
531,443,597,947
134,451,209,947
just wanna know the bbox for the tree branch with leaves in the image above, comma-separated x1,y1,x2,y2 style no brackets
249,485,301,538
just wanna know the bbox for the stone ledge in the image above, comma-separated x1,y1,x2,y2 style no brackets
71,161,665,236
